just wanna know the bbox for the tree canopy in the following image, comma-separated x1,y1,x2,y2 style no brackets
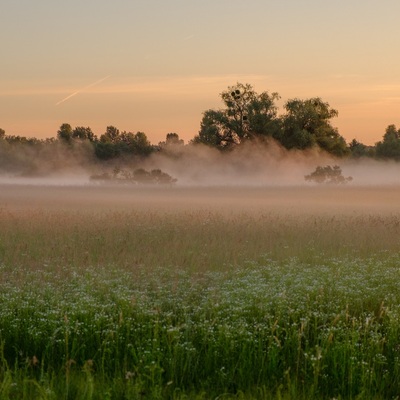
57,123,73,143
95,126,154,159
375,125,400,160
193,83,281,149
279,98,348,156
193,83,348,156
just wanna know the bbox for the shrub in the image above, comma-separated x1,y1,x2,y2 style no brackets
90,168,177,185
305,165,352,184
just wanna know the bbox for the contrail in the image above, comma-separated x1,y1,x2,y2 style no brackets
182,34,194,41
56,75,111,105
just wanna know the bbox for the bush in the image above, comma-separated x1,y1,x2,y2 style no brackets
90,168,177,185
305,165,352,184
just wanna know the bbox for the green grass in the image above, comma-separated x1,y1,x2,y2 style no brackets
1,258,400,399
1,185,400,399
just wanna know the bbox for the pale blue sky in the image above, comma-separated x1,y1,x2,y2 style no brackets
2,0,400,144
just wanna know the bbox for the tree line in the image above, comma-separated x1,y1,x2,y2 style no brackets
1,82,399,167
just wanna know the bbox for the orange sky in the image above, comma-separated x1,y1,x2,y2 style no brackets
2,1,400,145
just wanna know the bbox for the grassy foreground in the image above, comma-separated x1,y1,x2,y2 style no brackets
1,185,400,399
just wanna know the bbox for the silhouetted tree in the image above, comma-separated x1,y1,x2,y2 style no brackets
94,127,153,159
348,138,375,158
5,135,41,146
118,131,153,156
305,165,352,184
280,98,348,156
193,83,280,149
90,168,177,185
57,123,73,143
383,124,399,141
129,131,153,156
165,133,184,145
72,126,96,142
149,169,177,184
375,125,400,160
100,126,120,143
94,141,119,160
94,126,122,159
158,133,184,150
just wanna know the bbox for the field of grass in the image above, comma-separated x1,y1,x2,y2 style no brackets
1,184,400,399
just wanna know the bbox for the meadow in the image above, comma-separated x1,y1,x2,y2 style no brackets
1,183,400,399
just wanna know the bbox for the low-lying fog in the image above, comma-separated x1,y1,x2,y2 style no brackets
1,182,400,218
1,145,400,217
1,141,400,187
1,140,400,216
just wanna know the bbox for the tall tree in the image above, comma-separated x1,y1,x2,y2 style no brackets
95,128,154,159
349,138,374,158
158,133,184,150
119,131,153,156
193,83,280,149
72,126,95,142
375,125,400,160
130,131,153,156
279,98,348,156
165,133,184,145
57,123,73,143
100,126,120,143
94,126,121,159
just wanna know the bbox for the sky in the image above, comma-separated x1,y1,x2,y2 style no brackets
1,0,400,145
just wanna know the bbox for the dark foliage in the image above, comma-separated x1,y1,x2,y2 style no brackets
90,167,177,185
305,165,353,184
375,125,400,160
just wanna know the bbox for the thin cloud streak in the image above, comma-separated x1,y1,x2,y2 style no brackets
4,74,399,99
93,74,273,95
182,34,194,41
55,75,111,106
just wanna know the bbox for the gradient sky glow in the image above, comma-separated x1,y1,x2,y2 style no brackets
2,0,400,145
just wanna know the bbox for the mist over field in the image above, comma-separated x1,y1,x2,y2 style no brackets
143,141,400,186
1,139,400,187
